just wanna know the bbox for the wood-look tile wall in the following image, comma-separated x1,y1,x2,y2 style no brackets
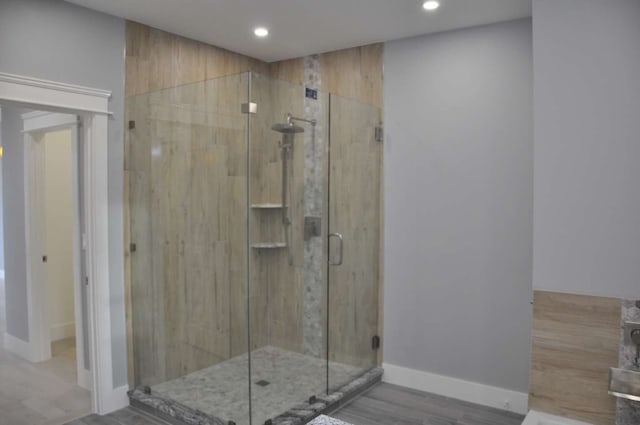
125,22,267,97
124,21,383,387
328,95,382,370
126,74,251,385
269,44,384,109
125,22,383,108
529,290,621,425
248,73,307,354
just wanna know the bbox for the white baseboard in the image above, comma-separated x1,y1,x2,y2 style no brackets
77,367,91,391
99,384,130,415
50,321,76,342
523,410,593,425
3,332,35,362
382,363,529,415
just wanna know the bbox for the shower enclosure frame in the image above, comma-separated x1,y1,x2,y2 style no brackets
126,69,383,424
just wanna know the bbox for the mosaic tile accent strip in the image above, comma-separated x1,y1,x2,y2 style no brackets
302,54,325,359
617,299,640,424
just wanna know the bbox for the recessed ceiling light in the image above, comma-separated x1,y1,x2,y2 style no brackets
422,1,440,11
254,27,269,38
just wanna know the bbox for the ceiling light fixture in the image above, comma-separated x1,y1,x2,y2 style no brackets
422,1,440,11
254,27,269,38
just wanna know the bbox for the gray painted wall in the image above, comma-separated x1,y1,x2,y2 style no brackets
533,0,640,299
0,0,128,387
383,19,533,393
1,107,31,341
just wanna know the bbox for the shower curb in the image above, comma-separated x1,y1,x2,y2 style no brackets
272,367,383,425
128,367,383,425
129,388,227,425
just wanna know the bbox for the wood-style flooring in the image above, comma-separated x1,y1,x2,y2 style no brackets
1,277,92,424
0,337,91,425
331,383,524,425
65,383,525,425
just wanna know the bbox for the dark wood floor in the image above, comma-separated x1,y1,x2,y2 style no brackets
331,383,524,425
65,383,525,425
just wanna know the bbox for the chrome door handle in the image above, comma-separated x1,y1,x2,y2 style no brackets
328,233,344,266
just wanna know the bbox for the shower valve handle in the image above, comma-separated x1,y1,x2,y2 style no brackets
328,233,344,266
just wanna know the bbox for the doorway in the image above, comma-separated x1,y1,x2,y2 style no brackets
22,111,90,389
0,107,91,424
0,70,125,416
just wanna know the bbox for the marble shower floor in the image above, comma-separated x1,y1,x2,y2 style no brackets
152,345,366,425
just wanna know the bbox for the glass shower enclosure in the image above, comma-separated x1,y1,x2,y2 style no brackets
126,71,382,425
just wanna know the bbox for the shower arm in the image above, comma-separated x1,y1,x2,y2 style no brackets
286,113,317,127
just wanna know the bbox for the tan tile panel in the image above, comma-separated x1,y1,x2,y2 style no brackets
321,44,383,109
529,290,620,425
126,22,264,97
268,57,305,86
126,22,383,109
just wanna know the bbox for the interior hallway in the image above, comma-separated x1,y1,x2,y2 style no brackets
0,277,90,425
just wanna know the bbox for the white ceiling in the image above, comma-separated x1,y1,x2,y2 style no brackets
65,0,532,62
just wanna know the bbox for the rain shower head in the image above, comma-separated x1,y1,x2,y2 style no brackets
271,122,305,134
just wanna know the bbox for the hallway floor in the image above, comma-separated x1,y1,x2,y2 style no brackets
0,336,91,425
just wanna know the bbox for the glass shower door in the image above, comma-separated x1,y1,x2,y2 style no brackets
327,94,382,391
128,72,251,425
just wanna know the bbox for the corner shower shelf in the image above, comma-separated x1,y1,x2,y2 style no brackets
251,243,287,249
251,203,284,209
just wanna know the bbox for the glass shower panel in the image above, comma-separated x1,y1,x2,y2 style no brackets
248,72,329,425
128,72,251,424
327,94,382,391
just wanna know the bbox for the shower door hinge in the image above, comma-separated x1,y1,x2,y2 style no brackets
128,120,136,130
241,102,257,114
130,243,137,253
372,335,381,350
374,126,384,142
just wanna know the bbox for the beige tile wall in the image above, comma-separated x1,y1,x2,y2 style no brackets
529,290,621,425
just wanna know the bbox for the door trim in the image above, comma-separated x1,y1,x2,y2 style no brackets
0,72,125,414
22,111,89,391
23,127,52,363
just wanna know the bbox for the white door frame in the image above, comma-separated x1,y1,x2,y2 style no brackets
0,72,126,414
22,110,91,391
